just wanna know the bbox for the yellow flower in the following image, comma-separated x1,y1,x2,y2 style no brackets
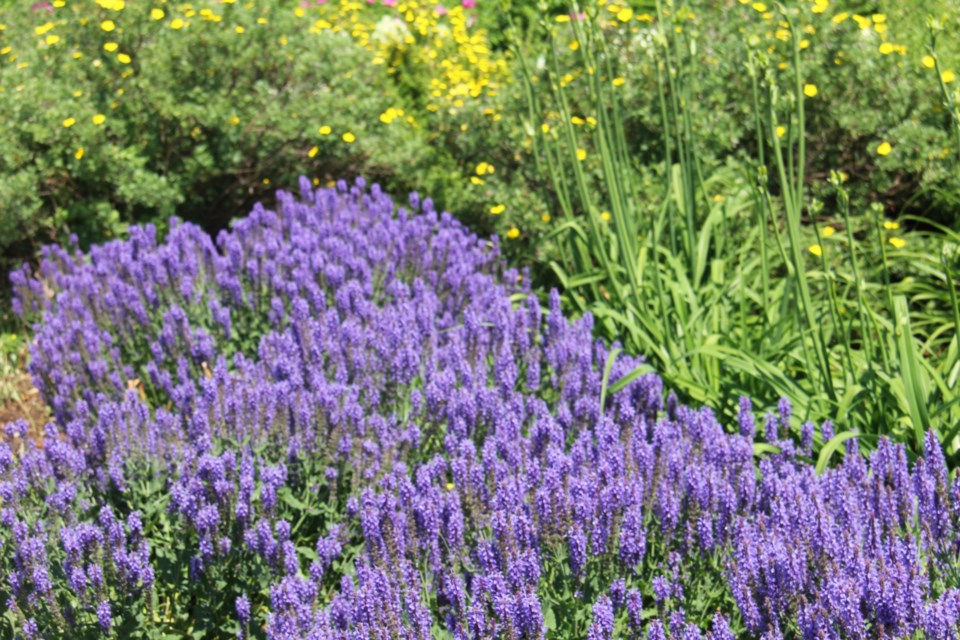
612,77,625,87
776,125,786,138
883,220,900,230
555,15,570,23
170,18,185,29
943,70,956,84
104,42,119,52
475,162,489,176
45,34,60,45
821,225,836,237
62,117,76,128
470,176,485,185
35,22,54,36
235,26,245,34
92,114,106,125
342,132,356,143
879,42,894,55
751,2,767,11
506,227,520,239
229,115,239,125
876,141,892,156
922,55,936,69
569,40,579,51
808,244,823,257
490,204,506,215
318,125,332,135
117,53,131,64
576,148,587,161
101,20,116,32
541,214,551,222
617,7,633,22
262,178,270,185
600,211,611,221
888,237,905,249
151,8,165,20
803,83,818,98
872,13,886,23
541,123,550,133
74,147,84,160
832,11,849,23
571,116,585,125
308,146,319,158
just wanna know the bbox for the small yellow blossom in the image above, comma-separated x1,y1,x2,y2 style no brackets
117,53,131,64
612,77,625,87
229,115,239,125
808,244,823,257
235,26,245,34
470,177,485,185
577,149,587,161
35,23,54,36
922,55,936,69
888,237,905,249
776,125,786,138
617,7,633,22
876,141,892,156
541,214,551,222
506,227,521,239
104,42,119,52
308,146,319,158
170,18,185,29
151,8,165,20
318,125,332,135
569,40,579,51
879,42,894,55
943,70,956,84
883,220,900,230
751,2,767,11
101,20,116,32
600,211,611,221
555,15,571,23
342,132,356,143
541,123,550,133
803,83,818,98
45,34,60,45
490,204,506,215
62,117,76,128
822,225,836,237
92,114,106,125
571,116,585,125
74,148,84,160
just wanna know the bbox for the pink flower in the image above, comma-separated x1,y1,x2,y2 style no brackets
462,0,476,8
434,4,448,14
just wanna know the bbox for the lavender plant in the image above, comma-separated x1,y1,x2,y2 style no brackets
3,178,960,638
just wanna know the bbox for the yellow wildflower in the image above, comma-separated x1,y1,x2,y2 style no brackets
617,7,633,22
506,227,520,239
751,2,767,11
490,204,506,215
74,148,84,160
943,70,956,84
822,225,836,237
318,125,332,135
92,114,106,125
45,34,60,45
922,55,936,69
308,146,319,158
342,132,356,143
101,20,116,32
808,244,822,257
62,117,76,128
883,221,900,230
104,42,119,52
803,83,818,97
170,18,185,29
577,149,587,161
151,8,165,20
117,53,131,64
888,237,905,249
879,42,894,55
612,77,626,87
470,177,485,185
876,141,892,156
541,214,551,222
776,125,786,138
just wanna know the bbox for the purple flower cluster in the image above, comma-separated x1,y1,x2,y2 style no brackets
4,177,960,638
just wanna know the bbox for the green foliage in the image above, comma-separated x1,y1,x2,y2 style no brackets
511,0,960,462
